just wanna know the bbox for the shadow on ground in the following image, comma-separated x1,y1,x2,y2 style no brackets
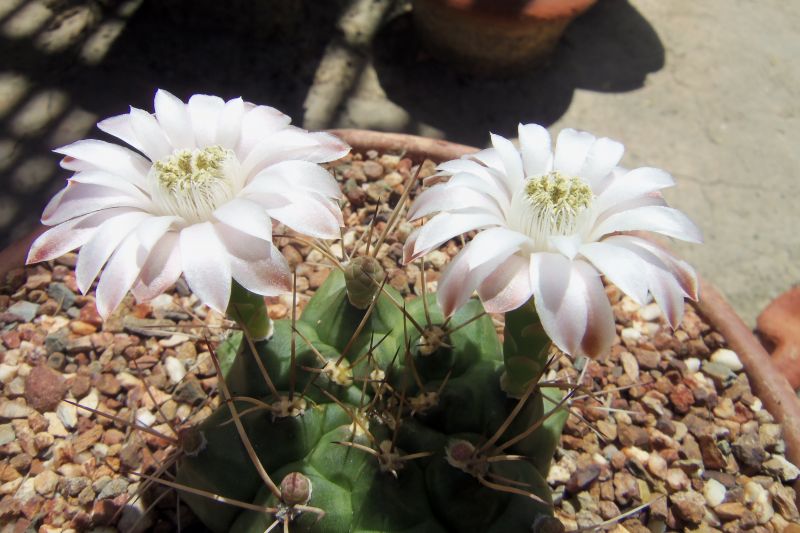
0,0,348,247
373,0,665,145
0,0,662,248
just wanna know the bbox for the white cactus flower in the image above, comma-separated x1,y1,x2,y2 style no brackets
404,124,701,357
28,90,349,318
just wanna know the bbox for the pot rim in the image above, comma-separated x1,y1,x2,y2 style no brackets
3,127,799,479
412,0,598,21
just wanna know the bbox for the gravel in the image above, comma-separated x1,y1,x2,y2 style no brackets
1,150,798,532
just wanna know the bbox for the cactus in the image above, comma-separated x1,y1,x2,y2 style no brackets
173,258,568,532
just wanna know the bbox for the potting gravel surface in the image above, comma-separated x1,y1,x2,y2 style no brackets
1,152,798,533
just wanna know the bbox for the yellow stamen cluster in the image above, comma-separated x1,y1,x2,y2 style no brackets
152,146,236,222
524,171,592,232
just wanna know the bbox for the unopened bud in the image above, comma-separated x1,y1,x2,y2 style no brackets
280,472,312,506
344,256,386,309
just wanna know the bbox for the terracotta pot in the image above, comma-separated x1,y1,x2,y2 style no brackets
410,0,598,75
4,128,800,489
757,287,800,389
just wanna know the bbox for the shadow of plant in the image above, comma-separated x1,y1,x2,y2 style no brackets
0,0,349,248
372,0,665,146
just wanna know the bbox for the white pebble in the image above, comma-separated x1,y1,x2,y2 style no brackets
744,481,774,524
150,293,175,311
56,401,77,429
621,328,641,343
620,351,640,381
710,348,743,372
77,390,99,412
546,464,570,485
685,357,701,373
639,303,662,321
159,334,189,348
136,408,156,427
93,443,109,459
427,251,449,269
164,356,187,385
0,364,17,384
703,478,726,507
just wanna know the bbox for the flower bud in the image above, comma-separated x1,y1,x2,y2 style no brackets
343,256,386,309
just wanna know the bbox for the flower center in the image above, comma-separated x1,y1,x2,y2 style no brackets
151,146,237,222
511,171,593,249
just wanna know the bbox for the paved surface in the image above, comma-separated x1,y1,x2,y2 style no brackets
0,0,797,326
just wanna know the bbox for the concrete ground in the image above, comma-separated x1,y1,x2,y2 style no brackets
0,0,797,326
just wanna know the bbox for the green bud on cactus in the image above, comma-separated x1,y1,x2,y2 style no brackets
343,256,386,309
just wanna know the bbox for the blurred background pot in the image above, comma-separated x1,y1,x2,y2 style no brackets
411,0,598,76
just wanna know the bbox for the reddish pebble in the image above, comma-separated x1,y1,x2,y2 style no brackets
24,365,66,412
70,375,92,398
1,330,20,349
669,384,695,414
79,304,103,327
70,320,97,336
96,374,121,396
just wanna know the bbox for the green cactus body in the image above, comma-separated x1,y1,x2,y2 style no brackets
176,269,567,532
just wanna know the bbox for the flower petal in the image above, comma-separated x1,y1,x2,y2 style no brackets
97,113,144,152
246,159,342,199
241,129,349,180
407,184,504,221
530,253,586,356
579,137,624,185
41,182,150,225
76,211,151,293
465,227,528,270
402,227,421,264
217,97,246,149
590,205,703,243
408,211,504,262
573,260,615,358
180,222,231,313
553,128,595,176
437,242,518,317
578,241,650,304
187,94,225,147
95,232,146,318
132,232,182,302
604,236,690,327
216,224,291,296
68,170,152,203
213,198,273,241
237,105,292,158
129,107,172,161
490,133,524,184
607,235,698,301
27,208,134,264
549,234,583,260
55,139,151,188
260,192,341,239
518,123,552,177
477,254,533,313
447,172,510,211
593,167,675,215
154,89,195,149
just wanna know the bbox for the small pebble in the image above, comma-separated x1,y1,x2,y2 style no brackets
621,328,641,343
704,478,726,507
638,303,662,321
164,356,187,385
710,348,743,371
56,401,78,429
